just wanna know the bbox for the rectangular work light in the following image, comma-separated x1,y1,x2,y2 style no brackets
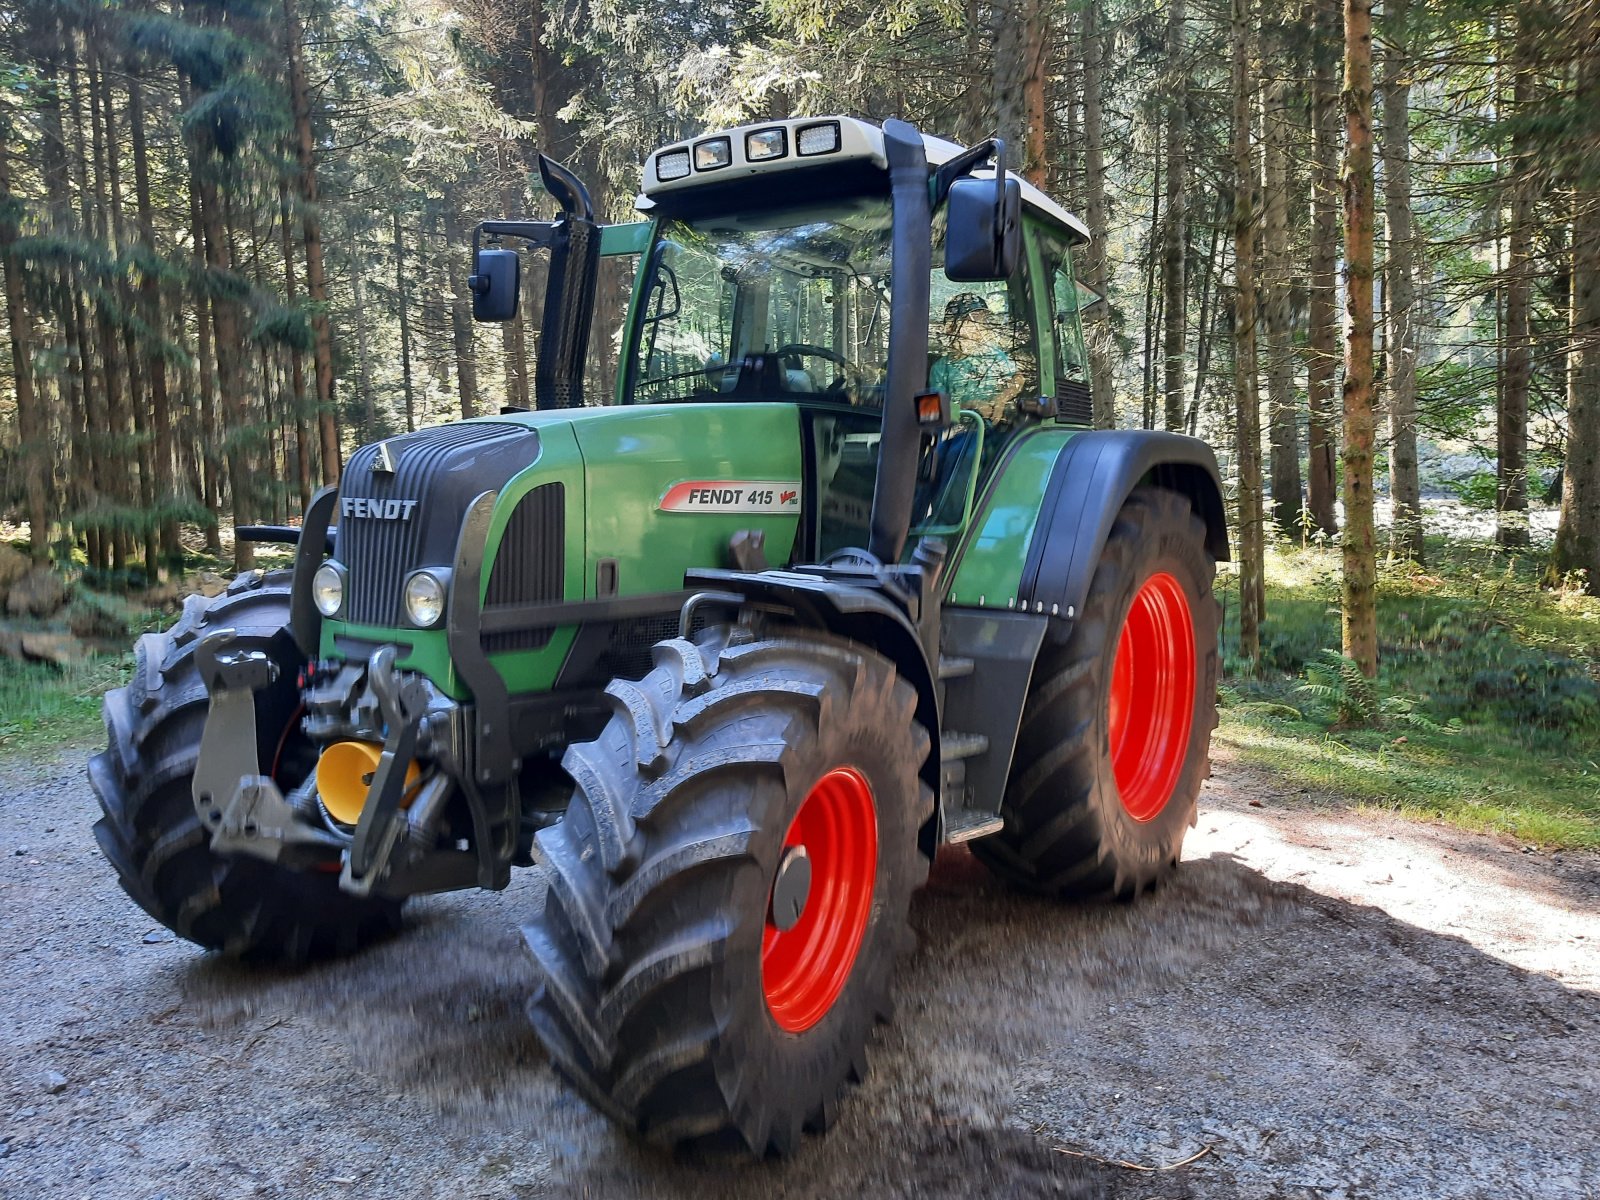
656,148,691,181
745,127,788,161
694,137,732,171
795,121,841,156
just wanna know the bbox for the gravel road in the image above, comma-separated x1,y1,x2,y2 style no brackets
2,746,1597,1200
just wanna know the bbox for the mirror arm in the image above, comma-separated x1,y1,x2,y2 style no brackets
931,136,1002,208
471,220,557,259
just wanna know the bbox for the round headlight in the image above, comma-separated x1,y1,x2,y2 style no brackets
312,562,344,617
404,570,447,628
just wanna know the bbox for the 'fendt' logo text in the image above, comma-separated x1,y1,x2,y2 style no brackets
341,497,418,521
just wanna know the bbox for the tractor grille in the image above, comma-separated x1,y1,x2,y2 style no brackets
483,483,566,653
337,422,539,628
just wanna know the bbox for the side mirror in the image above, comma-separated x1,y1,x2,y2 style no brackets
469,247,520,322
944,175,1022,282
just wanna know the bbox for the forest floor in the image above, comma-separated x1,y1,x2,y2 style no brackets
3,743,1597,1200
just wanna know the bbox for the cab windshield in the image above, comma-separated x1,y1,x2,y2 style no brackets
627,197,892,407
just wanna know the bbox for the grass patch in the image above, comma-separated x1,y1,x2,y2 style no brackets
0,654,132,755
1217,537,1600,850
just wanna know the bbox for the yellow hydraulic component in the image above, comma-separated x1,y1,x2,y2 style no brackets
315,741,420,826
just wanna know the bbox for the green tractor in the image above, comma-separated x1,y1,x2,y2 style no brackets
90,117,1226,1155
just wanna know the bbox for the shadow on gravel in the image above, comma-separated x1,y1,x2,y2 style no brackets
148,838,1600,1200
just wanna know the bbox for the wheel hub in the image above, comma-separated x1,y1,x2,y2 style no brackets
769,845,813,932
761,766,877,1033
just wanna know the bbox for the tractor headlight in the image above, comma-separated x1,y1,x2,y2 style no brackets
312,562,346,617
403,569,450,629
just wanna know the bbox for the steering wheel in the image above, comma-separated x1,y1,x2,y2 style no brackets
773,343,866,393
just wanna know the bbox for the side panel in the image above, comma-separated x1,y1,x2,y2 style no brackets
944,426,1079,608
573,402,803,595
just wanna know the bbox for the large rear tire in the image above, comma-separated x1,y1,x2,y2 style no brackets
973,486,1218,899
88,570,402,962
524,632,932,1155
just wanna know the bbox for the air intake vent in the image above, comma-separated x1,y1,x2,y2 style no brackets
1056,380,1093,428
483,483,565,652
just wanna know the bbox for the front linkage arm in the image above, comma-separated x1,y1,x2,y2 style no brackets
191,630,344,866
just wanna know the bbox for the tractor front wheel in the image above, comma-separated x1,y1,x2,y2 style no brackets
524,631,932,1155
973,485,1218,899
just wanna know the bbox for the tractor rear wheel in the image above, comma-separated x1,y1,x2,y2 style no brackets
524,631,932,1155
88,570,403,962
973,486,1218,899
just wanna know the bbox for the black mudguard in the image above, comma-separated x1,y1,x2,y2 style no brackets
1018,430,1229,631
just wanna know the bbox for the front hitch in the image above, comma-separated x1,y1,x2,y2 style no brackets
192,629,343,865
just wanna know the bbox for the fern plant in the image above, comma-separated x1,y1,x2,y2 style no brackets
1297,650,1379,726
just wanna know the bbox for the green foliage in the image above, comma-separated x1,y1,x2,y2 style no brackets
0,654,131,754
1443,469,1500,511
1222,542,1600,848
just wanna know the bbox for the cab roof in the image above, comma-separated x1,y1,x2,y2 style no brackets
638,115,1091,245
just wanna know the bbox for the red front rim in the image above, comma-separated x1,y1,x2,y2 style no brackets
1107,572,1197,823
762,766,878,1033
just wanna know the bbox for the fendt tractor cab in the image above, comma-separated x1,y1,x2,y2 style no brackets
91,117,1228,1155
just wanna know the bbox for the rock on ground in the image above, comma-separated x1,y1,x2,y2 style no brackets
5,567,69,618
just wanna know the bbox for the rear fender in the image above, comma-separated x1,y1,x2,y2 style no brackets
1019,431,1228,638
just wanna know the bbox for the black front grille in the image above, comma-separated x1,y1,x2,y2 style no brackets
1056,380,1093,427
337,422,538,628
483,483,566,652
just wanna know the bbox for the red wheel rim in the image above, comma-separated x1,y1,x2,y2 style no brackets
1107,572,1196,822
762,766,878,1033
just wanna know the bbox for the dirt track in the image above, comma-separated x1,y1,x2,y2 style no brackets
3,747,1598,1200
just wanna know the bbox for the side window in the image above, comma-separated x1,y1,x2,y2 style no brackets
633,239,733,403
1037,227,1089,390
928,210,1039,426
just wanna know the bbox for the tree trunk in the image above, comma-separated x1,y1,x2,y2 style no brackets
1381,0,1423,562
393,210,417,433
66,48,111,571
446,202,479,420
129,70,180,569
0,122,49,560
278,177,313,513
1306,0,1341,536
1022,0,1049,189
1162,0,1188,433
1263,35,1302,530
98,45,160,579
187,78,253,573
1550,29,1600,594
499,175,530,410
187,154,223,556
351,233,375,437
1081,0,1115,429
1233,0,1265,667
1341,0,1379,676
1499,24,1533,550
1188,191,1224,434
1143,141,1162,430
285,0,339,485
